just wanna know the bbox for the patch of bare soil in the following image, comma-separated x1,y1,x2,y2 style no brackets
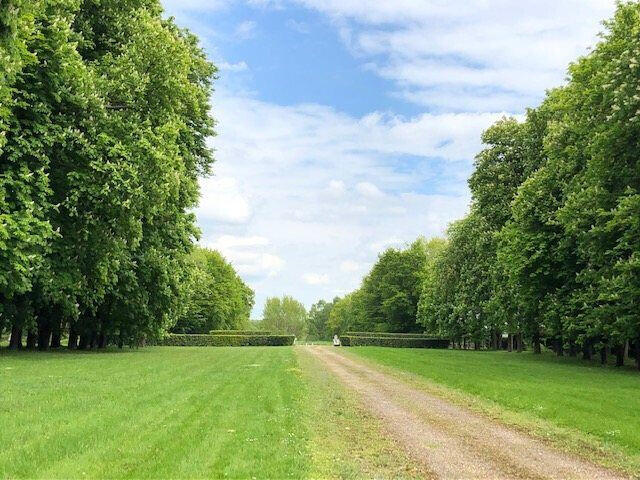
306,346,627,480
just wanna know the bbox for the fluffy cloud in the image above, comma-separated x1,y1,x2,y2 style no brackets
197,176,251,224
295,0,616,112
303,273,330,285
160,0,616,314
199,89,479,312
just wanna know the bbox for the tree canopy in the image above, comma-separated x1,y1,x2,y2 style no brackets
171,248,254,334
1,0,217,349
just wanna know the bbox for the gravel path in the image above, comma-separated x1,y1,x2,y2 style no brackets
305,346,627,480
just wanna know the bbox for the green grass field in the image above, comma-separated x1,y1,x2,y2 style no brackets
346,347,640,472
0,346,419,479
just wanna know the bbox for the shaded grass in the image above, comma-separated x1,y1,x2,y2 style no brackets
0,346,418,479
345,347,640,474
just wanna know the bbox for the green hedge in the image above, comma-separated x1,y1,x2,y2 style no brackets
345,331,432,338
159,334,295,347
340,336,449,349
209,330,271,335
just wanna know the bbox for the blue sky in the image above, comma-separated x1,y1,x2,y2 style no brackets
161,0,615,316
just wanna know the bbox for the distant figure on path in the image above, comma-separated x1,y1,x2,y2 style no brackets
333,335,341,346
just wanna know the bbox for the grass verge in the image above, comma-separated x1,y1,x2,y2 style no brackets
343,347,640,476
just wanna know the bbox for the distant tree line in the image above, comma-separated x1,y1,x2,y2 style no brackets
323,3,640,369
0,0,254,349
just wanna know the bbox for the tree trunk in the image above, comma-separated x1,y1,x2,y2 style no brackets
68,327,78,350
89,331,98,349
51,330,62,349
50,319,62,348
583,340,592,361
9,325,23,350
532,331,541,354
615,344,624,367
26,330,37,349
97,333,107,349
556,337,563,357
517,333,523,353
568,340,577,357
636,337,640,371
37,323,52,351
78,334,90,350
508,334,513,352
600,345,608,365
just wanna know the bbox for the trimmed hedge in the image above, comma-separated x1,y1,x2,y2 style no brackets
345,331,433,338
340,336,449,349
159,334,295,347
209,330,271,335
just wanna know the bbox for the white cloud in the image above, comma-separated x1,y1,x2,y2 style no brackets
369,237,403,253
166,0,617,314
199,89,479,312
328,179,346,195
197,176,251,224
203,234,284,278
234,252,284,277
302,273,329,285
218,61,249,72
339,260,360,273
207,235,269,250
235,20,257,40
286,19,310,34
355,181,382,198
293,0,616,112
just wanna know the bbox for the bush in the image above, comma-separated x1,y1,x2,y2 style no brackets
340,336,449,348
209,330,271,335
159,334,295,347
345,331,433,338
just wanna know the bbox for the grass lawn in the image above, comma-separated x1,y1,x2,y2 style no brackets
0,346,420,479
346,347,640,473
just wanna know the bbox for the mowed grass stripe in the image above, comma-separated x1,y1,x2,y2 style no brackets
0,347,309,479
346,347,640,473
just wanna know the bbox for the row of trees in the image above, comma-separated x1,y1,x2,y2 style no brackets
0,0,220,349
324,2,640,369
419,2,640,369
327,239,444,335
254,295,336,341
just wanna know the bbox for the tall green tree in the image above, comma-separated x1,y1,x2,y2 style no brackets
172,248,254,334
306,298,337,340
1,0,216,349
261,296,307,339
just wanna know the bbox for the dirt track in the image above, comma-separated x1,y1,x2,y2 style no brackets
305,346,626,480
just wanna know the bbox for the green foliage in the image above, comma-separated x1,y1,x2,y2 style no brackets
345,332,431,338
306,298,336,340
209,330,270,335
0,0,217,348
340,336,449,348
332,238,445,335
414,3,640,364
260,295,308,339
158,333,295,347
172,248,254,334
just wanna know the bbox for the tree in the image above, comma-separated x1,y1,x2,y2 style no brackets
307,298,337,340
1,0,216,349
172,248,254,334
261,296,307,339
358,238,433,333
